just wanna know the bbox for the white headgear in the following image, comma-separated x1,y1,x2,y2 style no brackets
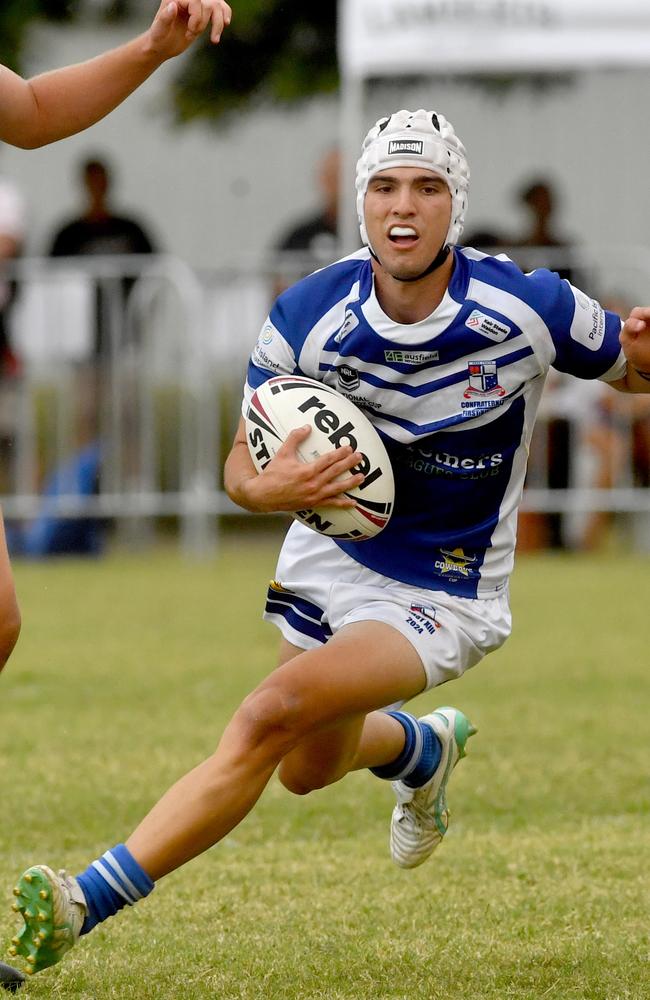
355,109,470,249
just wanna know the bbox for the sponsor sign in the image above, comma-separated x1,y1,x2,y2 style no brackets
384,349,439,364
388,139,424,155
465,309,511,343
570,288,606,351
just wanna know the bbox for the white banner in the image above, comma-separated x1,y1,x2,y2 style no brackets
339,0,650,78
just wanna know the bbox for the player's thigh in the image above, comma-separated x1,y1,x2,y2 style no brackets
254,618,427,731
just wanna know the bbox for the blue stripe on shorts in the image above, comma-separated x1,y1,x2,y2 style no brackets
265,586,332,645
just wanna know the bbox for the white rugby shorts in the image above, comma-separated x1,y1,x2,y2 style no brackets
263,522,512,691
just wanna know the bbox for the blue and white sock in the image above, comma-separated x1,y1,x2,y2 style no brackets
370,711,442,788
76,844,154,935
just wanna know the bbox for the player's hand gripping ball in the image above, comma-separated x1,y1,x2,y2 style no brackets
245,376,394,540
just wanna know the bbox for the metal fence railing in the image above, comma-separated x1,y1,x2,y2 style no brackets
0,248,648,554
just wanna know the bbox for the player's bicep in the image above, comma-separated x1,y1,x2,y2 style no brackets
0,67,36,146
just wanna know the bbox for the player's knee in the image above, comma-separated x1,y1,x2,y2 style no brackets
235,684,306,755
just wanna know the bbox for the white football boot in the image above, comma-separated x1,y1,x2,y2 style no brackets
390,707,476,869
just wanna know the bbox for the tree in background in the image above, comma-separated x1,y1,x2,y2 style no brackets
0,1,338,121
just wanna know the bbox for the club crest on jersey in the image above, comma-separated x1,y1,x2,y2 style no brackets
464,361,506,399
337,364,360,392
465,309,510,343
434,548,478,579
334,309,359,344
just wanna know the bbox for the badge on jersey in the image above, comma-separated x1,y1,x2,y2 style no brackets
465,309,510,342
464,361,506,398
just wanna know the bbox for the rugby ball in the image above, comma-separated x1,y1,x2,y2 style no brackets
245,375,394,540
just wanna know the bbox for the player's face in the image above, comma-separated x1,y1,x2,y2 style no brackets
364,168,452,280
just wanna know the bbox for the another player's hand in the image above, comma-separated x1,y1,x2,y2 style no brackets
247,426,366,514
146,0,232,59
620,307,650,386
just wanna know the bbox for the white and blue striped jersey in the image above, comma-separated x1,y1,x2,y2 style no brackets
244,247,625,598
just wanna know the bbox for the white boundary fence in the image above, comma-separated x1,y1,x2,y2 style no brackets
0,247,648,555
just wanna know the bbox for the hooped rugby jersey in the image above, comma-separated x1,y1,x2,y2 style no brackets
243,247,626,598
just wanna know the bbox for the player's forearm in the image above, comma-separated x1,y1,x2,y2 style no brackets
224,442,270,513
7,36,165,149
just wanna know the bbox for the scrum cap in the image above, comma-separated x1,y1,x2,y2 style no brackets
355,109,470,249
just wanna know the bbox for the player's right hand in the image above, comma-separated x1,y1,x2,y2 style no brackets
247,426,366,514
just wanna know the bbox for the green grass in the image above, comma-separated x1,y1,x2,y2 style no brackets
1,539,649,999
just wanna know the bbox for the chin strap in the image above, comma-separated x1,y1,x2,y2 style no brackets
369,244,450,282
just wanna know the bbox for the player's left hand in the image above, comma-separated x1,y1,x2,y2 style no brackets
147,0,232,59
620,306,650,378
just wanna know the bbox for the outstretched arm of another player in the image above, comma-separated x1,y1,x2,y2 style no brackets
0,516,21,674
225,417,365,514
612,307,650,393
0,0,231,148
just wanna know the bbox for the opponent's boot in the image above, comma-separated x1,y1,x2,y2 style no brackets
9,865,86,974
390,707,476,869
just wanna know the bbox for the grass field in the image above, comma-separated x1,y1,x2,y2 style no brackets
0,535,648,999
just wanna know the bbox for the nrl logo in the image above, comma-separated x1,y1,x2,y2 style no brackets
337,364,360,392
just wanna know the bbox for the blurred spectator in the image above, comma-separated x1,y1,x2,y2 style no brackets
49,156,156,361
272,148,346,294
0,167,26,493
512,179,577,550
462,227,510,253
512,178,575,281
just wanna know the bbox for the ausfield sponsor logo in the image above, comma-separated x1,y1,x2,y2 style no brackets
384,349,439,364
388,139,424,155
465,309,510,342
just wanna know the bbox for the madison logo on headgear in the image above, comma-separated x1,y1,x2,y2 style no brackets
337,364,360,392
388,139,423,155
463,361,506,399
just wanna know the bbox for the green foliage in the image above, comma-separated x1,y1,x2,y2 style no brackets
0,0,43,72
170,0,338,123
0,544,649,997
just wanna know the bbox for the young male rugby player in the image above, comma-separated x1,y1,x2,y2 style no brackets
9,109,650,976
